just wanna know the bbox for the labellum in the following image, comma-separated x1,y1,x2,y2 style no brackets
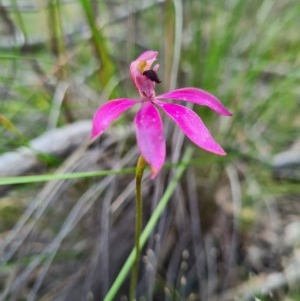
143,70,161,83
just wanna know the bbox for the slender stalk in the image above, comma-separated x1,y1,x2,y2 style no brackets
103,147,193,301
129,155,147,300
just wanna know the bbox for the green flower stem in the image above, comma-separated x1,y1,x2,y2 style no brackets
103,147,193,301
129,155,147,300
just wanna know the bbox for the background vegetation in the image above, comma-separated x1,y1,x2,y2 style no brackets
0,0,299,300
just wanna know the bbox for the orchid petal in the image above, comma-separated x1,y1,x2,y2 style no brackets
134,102,165,178
91,98,138,138
157,87,232,116
156,101,226,155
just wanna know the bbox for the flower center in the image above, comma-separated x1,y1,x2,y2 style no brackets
137,60,161,84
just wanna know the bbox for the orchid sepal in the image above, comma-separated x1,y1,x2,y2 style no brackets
155,100,226,156
134,102,166,178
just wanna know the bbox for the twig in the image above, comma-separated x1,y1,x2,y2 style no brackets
0,120,91,179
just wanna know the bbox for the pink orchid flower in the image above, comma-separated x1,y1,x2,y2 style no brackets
91,50,232,178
